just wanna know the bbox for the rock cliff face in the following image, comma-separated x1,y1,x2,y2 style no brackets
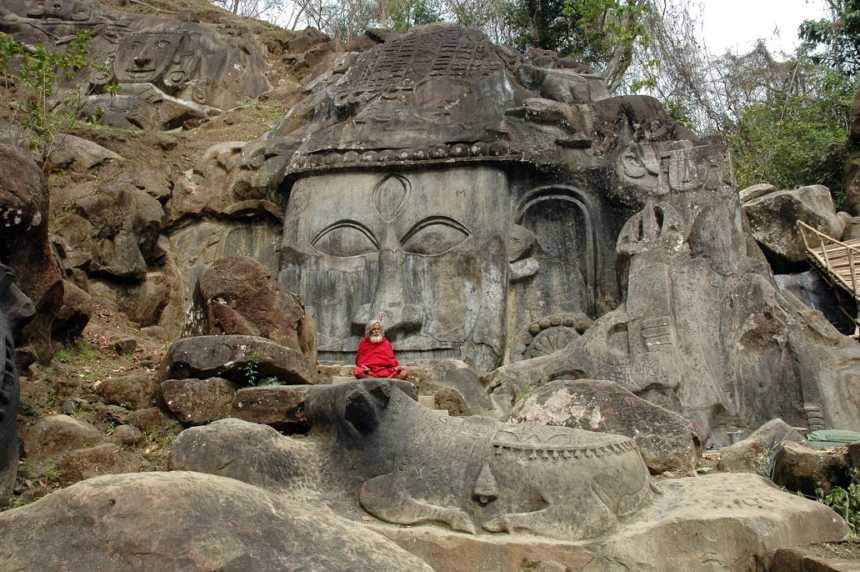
0,5,858,570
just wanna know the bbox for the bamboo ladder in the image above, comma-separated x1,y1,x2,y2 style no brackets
797,220,860,335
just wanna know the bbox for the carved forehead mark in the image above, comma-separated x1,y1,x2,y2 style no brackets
372,174,410,223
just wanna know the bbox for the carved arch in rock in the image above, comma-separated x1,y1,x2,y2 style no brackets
514,186,599,321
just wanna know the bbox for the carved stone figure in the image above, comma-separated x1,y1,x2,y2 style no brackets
2,0,271,126
0,263,34,506
305,379,653,540
199,23,860,440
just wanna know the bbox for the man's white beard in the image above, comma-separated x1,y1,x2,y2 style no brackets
369,334,383,343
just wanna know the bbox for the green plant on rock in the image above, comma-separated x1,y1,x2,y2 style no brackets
0,31,94,161
816,467,860,531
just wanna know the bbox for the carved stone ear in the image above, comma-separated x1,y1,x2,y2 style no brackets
344,387,380,436
365,379,392,408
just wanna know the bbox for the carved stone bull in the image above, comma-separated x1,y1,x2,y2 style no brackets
305,379,653,541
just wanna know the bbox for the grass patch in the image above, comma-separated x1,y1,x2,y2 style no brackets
53,340,99,365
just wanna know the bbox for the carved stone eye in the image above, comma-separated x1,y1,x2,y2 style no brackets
155,40,170,49
401,217,470,256
312,221,378,258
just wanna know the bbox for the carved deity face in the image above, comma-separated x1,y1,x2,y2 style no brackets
280,166,510,370
114,31,187,86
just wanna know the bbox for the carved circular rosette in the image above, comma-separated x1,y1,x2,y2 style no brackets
513,313,593,362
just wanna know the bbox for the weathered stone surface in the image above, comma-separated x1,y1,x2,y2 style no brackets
0,145,63,363
771,542,860,572
54,443,135,486
162,335,317,386
174,407,849,572
164,220,281,337
46,134,123,172
0,471,434,572
510,379,699,474
718,418,806,473
232,385,312,427
743,185,845,265
93,373,160,410
371,474,848,572
22,415,103,458
187,257,315,360
51,280,92,344
124,407,181,434
55,184,165,280
111,424,143,446
772,441,852,496
739,183,777,203
776,271,856,335
171,418,321,490
0,264,29,506
88,272,173,328
161,377,237,425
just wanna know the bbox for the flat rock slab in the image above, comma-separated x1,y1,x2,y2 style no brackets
162,335,317,386
162,378,238,425
0,471,433,572
771,542,860,571
370,473,848,572
232,385,314,427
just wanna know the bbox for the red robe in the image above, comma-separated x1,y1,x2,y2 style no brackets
354,337,401,378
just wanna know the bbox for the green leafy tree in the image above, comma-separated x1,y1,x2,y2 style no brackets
383,0,443,30
505,0,650,89
728,67,857,204
800,0,860,76
0,31,93,161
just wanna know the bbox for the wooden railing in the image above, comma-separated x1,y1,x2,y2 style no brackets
797,220,860,301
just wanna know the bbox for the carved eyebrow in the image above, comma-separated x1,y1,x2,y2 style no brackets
311,219,379,249
400,216,471,245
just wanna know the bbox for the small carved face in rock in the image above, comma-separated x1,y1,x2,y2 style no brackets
114,30,195,88
26,0,92,21
280,166,510,370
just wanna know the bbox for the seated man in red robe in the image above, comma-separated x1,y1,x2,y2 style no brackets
353,320,407,379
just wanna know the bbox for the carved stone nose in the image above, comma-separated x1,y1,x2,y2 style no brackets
352,242,422,338
133,55,151,68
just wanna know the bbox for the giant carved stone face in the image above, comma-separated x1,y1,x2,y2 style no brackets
114,30,195,88
280,166,510,370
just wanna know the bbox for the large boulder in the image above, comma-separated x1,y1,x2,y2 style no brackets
93,373,161,410
54,184,165,280
0,471,434,572
718,418,806,474
772,441,852,496
187,257,315,360
162,335,318,386
0,144,63,362
743,185,845,267
510,379,699,474
46,134,123,172
161,377,238,425
171,418,320,491
22,415,103,459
